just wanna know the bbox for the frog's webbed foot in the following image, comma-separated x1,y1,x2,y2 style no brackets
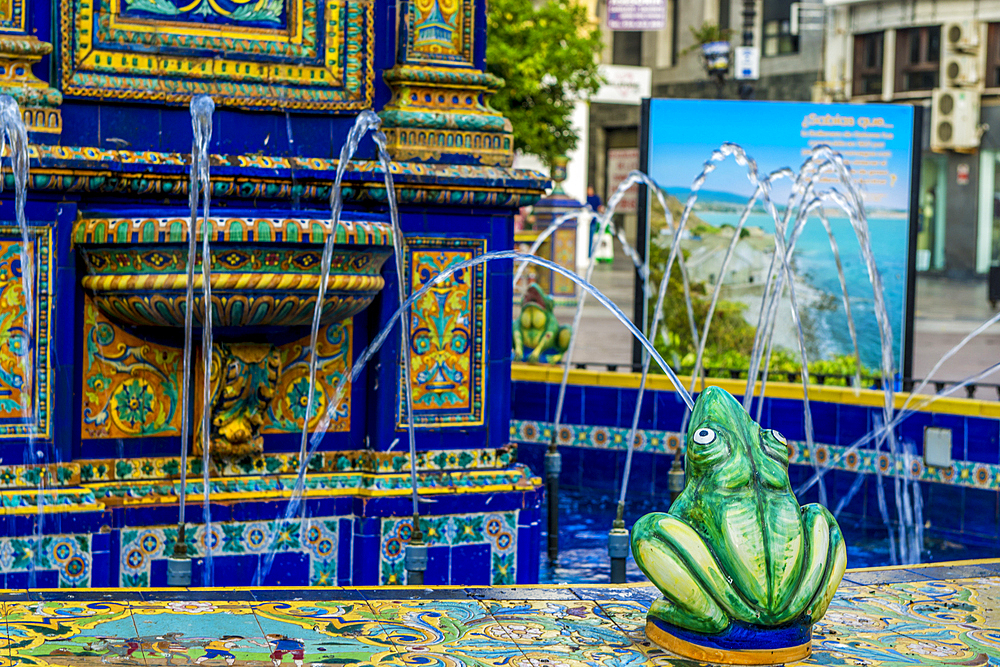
632,513,760,634
779,503,847,624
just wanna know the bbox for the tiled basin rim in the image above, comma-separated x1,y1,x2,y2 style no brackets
4,559,1000,667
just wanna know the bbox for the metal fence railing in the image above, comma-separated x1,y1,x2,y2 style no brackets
567,362,1000,401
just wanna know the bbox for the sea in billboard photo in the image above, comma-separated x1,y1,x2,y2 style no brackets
643,98,916,374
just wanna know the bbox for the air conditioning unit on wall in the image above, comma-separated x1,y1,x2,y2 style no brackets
931,88,982,152
943,53,981,88
944,20,981,52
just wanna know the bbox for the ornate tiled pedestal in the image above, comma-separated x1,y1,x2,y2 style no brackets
0,0,548,587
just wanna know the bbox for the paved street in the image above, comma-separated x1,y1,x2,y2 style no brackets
551,263,1000,399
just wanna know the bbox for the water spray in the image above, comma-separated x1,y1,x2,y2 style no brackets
371,128,425,586
170,94,214,587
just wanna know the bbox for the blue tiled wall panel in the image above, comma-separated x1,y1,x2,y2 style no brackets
449,544,491,585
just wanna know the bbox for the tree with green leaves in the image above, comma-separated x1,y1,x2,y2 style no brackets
486,0,604,169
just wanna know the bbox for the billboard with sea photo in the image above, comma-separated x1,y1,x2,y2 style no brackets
642,98,917,381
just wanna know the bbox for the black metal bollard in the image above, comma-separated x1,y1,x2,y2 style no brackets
167,524,192,586
545,448,562,562
668,456,685,504
405,541,428,585
608,527,630,584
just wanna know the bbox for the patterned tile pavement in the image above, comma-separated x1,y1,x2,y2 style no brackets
3,560,1000,666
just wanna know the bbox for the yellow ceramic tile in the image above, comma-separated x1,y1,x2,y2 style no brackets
5,599,140,667
477,599,634,651
252,599,396,665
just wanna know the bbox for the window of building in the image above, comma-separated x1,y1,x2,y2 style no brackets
718,0,730,33
763,0,799,56
853,32,884,96
612,32,642,66
987,23,1000,88
895,26,941,92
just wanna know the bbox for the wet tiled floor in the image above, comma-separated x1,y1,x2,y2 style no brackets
4,560,1000,667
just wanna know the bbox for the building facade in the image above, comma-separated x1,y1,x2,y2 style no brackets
587,0,825,260
822,0,1000,277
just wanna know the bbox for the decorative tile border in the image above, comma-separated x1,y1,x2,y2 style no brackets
0,534,93,586
0,225,52,438
381,511,518,585
20,145,547,180
73,216,394,246
404,0,475,66
86,466,539,505
510,419,1000,492
0,446,519,490
120,518,339,587
400,237,487,428
61,0,374,110
510,419,681,454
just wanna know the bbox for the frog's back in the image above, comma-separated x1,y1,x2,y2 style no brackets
672,386,806,620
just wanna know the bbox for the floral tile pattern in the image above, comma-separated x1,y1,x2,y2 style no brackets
0,534,93,587
511,418,1000,491
0,445,519,491
3,574,999,667
119,518,339,588
380,512,518,585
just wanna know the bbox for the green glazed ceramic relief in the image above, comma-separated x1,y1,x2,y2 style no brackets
512,283,571,364
631,386,847,664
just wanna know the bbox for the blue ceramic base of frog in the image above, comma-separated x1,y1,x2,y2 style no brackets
645,614,812,665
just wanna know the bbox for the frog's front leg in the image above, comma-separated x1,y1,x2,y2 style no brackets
513,326,525,361
778,503,847,624
527,330,555,364
632,512,761,634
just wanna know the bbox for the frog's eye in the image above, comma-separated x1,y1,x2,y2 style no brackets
769,430,786,445
692,427,717,445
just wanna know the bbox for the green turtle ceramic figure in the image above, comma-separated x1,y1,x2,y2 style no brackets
631,386,847,665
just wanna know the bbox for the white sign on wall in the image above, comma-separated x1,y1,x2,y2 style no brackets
734,46,760,81
606,0,665,31
592,65,652,105
606,147,641,213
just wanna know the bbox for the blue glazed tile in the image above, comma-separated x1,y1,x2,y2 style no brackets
837,405,871,449
634,389,657,430
90,550,111,588
516,523,535,585
962,487,998,538
353,534,380,586
338,518,353,586
767,399,804,441
897,410,932,454
582,386,620,427
424,545,450,585
511,382,549,422
624,451,655,497
9,570,53,590
558,446,583,489
518,441,545,478
557,385,584,425
966,417,1000,465
829,470,866,516
263,552,310,587
655,391,688,432
576,449,621,493
809,401,837,445
450,543,491,585
930,413,968,461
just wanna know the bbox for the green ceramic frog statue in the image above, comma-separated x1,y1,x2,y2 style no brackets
632,386,846,665
512,283,571,364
